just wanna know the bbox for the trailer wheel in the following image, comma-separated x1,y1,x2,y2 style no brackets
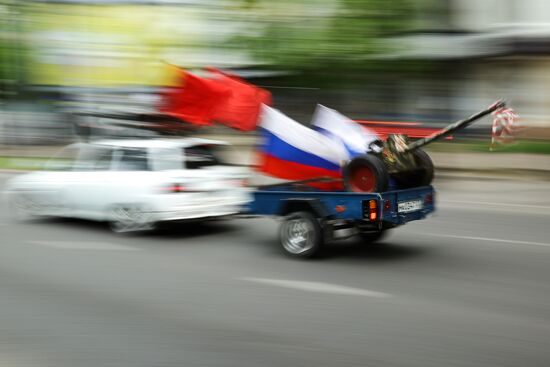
343,155,389,193
279,211,323,258
412,149,434,186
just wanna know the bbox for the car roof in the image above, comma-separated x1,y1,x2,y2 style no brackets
85,137,228,149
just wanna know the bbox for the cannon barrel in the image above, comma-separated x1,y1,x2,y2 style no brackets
404,100,506,152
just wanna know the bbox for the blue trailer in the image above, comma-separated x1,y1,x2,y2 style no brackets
246,182,436,258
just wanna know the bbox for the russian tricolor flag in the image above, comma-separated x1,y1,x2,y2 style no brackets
311,104,380,159
256,106,347,185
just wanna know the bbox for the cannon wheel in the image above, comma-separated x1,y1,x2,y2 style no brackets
412,149,434,186
343,155,389,192
392,149,434,189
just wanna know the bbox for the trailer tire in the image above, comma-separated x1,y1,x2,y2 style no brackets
279,211,323,258
343,155,389,193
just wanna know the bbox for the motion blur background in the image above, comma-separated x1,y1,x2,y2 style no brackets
1,0,550,149
1,3,550,367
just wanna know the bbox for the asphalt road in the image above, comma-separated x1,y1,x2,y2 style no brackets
0,172,549,367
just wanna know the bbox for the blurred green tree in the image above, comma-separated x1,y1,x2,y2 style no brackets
233,0,415,75
0,1,28,98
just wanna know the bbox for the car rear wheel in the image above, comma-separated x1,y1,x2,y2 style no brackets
109,204,155,233
279,211,323,258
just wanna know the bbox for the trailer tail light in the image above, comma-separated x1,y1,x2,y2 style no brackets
369,200,378,221
424,192,433,205
383,199,391,211
362,199,379,221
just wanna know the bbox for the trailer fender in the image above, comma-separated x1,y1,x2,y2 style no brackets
278,199,329,219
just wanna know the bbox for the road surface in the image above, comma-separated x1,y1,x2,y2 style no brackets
0,172,549,367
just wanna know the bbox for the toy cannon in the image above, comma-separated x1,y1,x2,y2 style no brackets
343,100,507,192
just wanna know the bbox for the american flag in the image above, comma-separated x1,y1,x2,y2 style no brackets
491,107,518,150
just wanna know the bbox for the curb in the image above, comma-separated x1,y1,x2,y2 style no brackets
2,167,549,182
435,168,550,181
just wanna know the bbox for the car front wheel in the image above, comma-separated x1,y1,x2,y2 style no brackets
9,191,40,222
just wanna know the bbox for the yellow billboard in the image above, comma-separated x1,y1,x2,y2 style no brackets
26,3,207,87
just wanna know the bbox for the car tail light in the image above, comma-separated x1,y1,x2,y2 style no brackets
160,183,186,193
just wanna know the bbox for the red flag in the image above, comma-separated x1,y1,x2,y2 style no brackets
159,69,231,125
208,68,272,131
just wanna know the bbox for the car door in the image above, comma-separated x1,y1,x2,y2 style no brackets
36,143,86,216
104,146,153,209
63,145,116,219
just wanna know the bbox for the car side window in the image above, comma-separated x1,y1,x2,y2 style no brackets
114,148,150,171
184,145,222,169
151,148,183,171
92,148,114,171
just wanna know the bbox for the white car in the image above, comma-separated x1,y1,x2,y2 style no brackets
5,138,251,232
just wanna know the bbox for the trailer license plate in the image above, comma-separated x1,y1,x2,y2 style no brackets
398,199,423,213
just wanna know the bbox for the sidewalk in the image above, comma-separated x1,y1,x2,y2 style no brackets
1,135,549,176
203,134,550,175
429,152,550,173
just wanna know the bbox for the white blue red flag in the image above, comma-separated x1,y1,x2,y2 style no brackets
491,106,518,150
311,105,380,159
256,106,347,183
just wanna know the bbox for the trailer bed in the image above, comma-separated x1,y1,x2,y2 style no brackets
244,184,436,258
247,185,434,224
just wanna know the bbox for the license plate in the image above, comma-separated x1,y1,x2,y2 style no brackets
398,199,423,213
